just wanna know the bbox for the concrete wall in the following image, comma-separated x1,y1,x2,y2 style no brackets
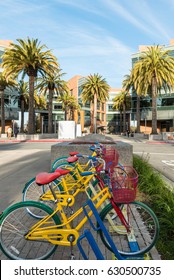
51,134,133,168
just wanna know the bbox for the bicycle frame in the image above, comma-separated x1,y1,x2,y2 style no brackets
36,163,133,235
25,187,111,247
39,168,96,201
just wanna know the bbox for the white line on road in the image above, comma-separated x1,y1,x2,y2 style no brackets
162,160,174,167
134,152,174,155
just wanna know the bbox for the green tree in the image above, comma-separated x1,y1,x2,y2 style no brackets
81,73,109,133
57,92,77,121
37,70,68,133
132,46,174,134
2,38,58,134
0,72,17,134
113,90,131,133
69,96,81,121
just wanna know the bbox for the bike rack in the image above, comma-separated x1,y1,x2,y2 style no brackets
77,199,150,260
77,199,124,260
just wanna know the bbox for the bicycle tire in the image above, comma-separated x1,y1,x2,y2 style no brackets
0,201,61,260
99,201,160,256
53,162,78,182
22,177,63,218
51,156,69,171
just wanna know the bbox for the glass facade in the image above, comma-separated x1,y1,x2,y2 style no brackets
0,45,19,122
131,44,174,132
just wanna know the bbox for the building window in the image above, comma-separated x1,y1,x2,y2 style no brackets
54,104,62,110
108,105,113,111
97,101,100,110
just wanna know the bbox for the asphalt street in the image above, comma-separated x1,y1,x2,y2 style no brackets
0,142,53,212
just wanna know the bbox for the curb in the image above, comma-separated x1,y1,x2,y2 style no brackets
0,139,73,143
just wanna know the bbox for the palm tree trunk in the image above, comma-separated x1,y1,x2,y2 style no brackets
20,99,25,132
123,103,126,133
28,75,35,134
90,103,94,133
151,77,158,134
120,111,123,133
136,95,141,133
0,88,5,134
93,93,97,133
65,106,69,120
48,89,53,133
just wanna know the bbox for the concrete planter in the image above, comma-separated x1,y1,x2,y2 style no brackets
51,134,133,168
148,134,162,141
17,133,57,140
0,133,7,138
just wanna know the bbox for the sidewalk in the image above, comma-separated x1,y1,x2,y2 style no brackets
0,137,71,143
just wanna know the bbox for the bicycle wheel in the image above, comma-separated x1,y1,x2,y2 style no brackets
22,177,63,218
0,201,61,260
99,201,159,256
51,156,69,171
53,162,79,182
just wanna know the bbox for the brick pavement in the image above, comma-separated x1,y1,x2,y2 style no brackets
0,189,161,260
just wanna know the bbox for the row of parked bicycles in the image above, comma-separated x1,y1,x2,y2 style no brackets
0,142,160,260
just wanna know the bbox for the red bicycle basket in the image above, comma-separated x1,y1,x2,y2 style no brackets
102,145,119,170
110,166,138,203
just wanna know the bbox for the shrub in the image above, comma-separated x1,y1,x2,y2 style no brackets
133,154,174,260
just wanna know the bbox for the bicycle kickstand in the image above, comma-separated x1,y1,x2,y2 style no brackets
69,235,76,260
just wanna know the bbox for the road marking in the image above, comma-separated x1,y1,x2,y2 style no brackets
162,160,174,167
134,152,174,155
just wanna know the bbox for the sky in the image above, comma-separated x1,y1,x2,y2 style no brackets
0,0,174,88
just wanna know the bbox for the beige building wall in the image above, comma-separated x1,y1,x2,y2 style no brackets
0,40,12,48
68,75,82,99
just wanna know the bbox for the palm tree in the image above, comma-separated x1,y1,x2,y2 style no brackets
113,90,131,133
34,92,47,111
37,70,68,133
57,92,76,120
122,73,141,133
0,72,17,134
2,38,58,134
132,46,174,134
17,81,47,132
69,97,81,121
81,73,109,133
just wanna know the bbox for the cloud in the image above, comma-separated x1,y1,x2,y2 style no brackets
101,0,171,40
129,0,172,40
53,0,104,16
0,0,48,17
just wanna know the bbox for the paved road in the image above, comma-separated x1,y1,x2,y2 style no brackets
0,142,53,212
126,138,174,188
109,135,174,188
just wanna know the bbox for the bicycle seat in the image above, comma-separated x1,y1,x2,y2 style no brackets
55,168,70,175
36,171,63,185
69,151,79,156
66,156,78,163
